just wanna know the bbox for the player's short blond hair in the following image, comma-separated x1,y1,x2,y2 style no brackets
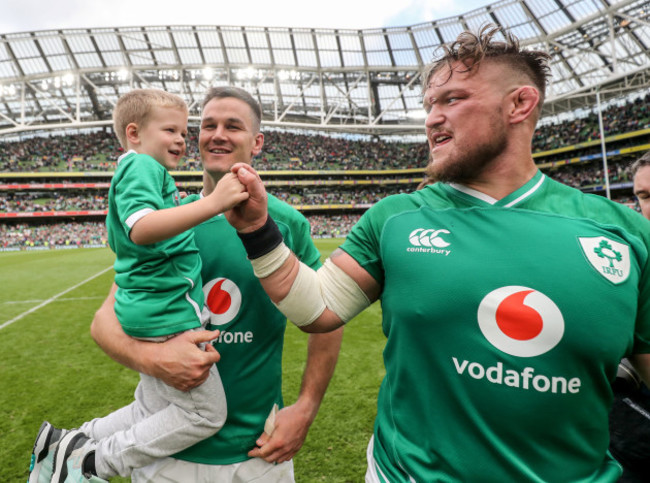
112,88,188,149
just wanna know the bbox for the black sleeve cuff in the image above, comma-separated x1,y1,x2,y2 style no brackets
236,216,284,259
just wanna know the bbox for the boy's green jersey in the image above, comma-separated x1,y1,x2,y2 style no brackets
107,152,203,338
342,170,650,482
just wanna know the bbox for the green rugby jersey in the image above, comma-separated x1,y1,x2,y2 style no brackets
341,170,650,482
107,151,203,337
173,193,322,464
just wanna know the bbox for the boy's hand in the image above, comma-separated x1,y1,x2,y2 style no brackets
226,163,269,233
209,172,249,213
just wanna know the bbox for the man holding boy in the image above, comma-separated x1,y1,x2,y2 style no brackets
31,88,249,482
90,86,343,481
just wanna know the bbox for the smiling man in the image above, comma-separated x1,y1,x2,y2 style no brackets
89,86,343,482
225,25,650,482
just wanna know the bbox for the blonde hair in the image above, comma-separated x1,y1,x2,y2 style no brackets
112,88,188,149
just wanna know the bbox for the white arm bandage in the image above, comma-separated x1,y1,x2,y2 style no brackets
250,242,291,278
275,258,371,327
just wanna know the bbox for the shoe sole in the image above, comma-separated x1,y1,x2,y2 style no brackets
29,421,54,483
51,430,87,483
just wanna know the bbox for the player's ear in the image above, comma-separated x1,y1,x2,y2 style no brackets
125,123,140,145
508,86,539,125
251,132,264,156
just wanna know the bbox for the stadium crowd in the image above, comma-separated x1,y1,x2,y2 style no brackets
546,162,635,188
0,221,107,249
1,192,106,212
0,186,407,214
533,92,650,151
1,92,648,248
0,216,357,248
1,92,648,173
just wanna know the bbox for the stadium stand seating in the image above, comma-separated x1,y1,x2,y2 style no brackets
1,91,649,249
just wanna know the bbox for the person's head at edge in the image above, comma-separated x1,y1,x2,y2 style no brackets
632,150,650,220
421,24,551,195
199,86,264,193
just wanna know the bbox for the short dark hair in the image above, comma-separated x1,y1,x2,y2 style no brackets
423,24,551,106
201,86,262,132
631,150,650,178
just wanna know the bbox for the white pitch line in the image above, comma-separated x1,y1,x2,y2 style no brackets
3,296,105,305
0,265,113,331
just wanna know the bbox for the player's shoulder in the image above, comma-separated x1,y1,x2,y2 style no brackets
268,193,309,224
366,183,448,217
543,176,650,238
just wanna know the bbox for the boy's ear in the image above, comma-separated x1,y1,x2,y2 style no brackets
125,122,140,145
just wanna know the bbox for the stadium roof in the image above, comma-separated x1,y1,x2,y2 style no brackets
0,0,649,136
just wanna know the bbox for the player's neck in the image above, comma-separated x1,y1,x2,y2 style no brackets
463,156,538,201
202,170,226,196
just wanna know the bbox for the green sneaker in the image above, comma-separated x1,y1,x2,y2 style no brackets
51,430,107,483
28,421,69,483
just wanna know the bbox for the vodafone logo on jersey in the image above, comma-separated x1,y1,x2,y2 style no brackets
477,286,564,357
203,277,242,326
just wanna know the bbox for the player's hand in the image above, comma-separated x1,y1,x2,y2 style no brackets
149,330,221,392
210,172,249,212
247,400,314,463
226,164,269,233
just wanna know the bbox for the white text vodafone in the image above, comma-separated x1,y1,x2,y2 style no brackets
452,357,581,394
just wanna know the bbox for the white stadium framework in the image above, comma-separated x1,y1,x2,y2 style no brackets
0,0,648,137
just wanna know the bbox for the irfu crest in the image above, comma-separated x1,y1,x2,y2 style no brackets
578,236,630,285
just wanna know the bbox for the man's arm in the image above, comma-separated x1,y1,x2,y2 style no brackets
227,164,375,461
248,328,343,463
91,283,221,391
229,164,381,333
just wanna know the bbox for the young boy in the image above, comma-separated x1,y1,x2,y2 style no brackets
28,89,249,482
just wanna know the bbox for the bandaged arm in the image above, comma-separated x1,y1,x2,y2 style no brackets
237,217,380,332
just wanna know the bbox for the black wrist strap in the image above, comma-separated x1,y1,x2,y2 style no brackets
237,216,284,259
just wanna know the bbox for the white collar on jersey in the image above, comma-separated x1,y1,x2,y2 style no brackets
448,173,546,208
116,149,137,166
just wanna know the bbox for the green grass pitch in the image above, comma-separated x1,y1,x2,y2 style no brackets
0,239,385,482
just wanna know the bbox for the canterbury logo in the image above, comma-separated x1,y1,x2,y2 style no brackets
409,228,451,248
